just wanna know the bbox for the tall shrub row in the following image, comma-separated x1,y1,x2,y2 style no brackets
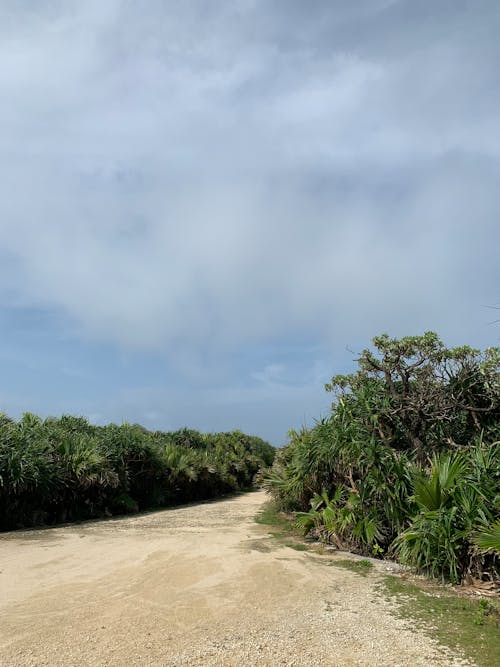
264,333,499,582
0,414,275,531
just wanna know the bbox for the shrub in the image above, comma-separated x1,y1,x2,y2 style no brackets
0,414,275,530
264,333,499,582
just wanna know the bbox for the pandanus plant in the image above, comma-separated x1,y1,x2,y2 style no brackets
473,521,500,554
394,449,498,582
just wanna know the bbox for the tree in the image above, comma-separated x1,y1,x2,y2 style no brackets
325,332,499,462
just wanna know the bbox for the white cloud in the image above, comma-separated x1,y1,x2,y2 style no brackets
0,0,498,359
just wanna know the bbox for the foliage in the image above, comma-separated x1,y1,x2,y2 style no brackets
473,521,500,554
393,447,499,583
325,333,499,461
264,333,500,582
0,413,275,530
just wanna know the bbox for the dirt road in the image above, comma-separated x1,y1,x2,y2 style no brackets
0,491,468,666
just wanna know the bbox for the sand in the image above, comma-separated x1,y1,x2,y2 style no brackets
0,490,469,666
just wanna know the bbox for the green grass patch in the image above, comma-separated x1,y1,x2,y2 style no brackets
254,501,295,531
283,541,309,551
380,575,500,667
328,558,374,576
255,501,307,550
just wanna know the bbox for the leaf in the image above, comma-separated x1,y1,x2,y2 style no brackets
472,521,500,553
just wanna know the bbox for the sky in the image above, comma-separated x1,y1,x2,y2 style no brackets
0,0,499,445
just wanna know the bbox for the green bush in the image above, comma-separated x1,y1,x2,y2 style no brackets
264,333,499,582
0,414,275,530
394,444,499,582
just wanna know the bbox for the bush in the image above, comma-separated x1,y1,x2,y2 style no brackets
264,333,499,582
0,414,275,530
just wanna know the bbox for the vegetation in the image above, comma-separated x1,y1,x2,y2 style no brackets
254,500,310,552
0,414,275,531
255,500,499,663
263,333,500,583
328,558,374,576
381,576,500,667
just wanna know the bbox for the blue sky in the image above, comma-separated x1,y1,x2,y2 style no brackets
0,1,499,445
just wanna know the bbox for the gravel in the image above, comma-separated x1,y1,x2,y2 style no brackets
0,491,471,666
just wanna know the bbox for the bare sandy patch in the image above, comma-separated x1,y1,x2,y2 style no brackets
0,491,469,666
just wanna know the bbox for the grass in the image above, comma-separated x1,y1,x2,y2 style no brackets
328,558,374,576
254,500,312,551
380,575,500,667
254,501,293,532
283,541,309,551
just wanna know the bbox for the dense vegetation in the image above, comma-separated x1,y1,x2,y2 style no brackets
0,414,275,531
264,333,499,583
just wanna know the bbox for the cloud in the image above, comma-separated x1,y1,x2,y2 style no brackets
0,1,499,441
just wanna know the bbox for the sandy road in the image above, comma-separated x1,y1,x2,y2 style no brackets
0,490,468,666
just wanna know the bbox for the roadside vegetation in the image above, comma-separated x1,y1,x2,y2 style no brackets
380,576,500,667
263,333,499,584
256,499,499,665
0,415,274,530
